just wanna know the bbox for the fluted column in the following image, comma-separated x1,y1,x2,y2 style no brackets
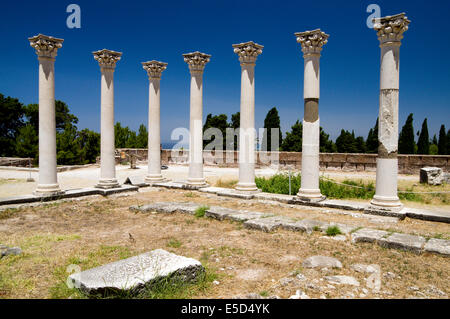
183,51,211,186
93,49,122,189
28,34,64,196
142,61,168,183
370,13,410,211
232,41,263,192
295,29,328,201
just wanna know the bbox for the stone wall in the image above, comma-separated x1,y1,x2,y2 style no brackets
0,157,34,167
117,149,450,175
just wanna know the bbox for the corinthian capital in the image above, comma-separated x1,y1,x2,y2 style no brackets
232,41,263,65
28,34,64,59
142,60,168,79
373,13,410,46
93,49,122,69
183,51,211,74
295,29,329,56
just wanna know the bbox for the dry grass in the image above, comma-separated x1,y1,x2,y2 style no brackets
0,188,449,299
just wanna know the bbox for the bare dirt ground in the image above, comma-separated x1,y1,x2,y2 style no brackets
0,187,448,299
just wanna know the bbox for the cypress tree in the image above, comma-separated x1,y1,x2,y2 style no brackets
261,107,282,151
417,118,430,154
438,125,447,155
366,118,379,153
280,120,302,152
398,113,415,154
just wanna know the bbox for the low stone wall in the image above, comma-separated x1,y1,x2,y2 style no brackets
0,157,34,167
117,149,450,175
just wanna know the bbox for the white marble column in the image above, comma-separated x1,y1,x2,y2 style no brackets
93,49,122,189
370,13,410,211
28,34,64,196
183,51,211,186
142,61,168,183
295,29,328,201
232,41,263,192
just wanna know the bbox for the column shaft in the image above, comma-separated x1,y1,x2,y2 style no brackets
35,57,61,194
187,72,206,185
146,78,164,181
236,64,258,191
97,68,119,188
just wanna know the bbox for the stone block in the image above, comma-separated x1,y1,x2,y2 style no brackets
420,167,443,185
281,219,328,233
423,238,450,257
225,211,273,222
378,233,426,254
351,228,389,243
68,249,204,296
243,216,294,232
302,256,342,269
205,206,237,220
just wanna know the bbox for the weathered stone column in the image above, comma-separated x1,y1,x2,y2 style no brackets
93,49,122,189
28,34,64,195
295,29,328,201
183,52,211,186
370,13,410,211
142,61,168,183
232,41,263,192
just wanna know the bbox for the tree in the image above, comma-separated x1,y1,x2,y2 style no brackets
136,124,148,148
398,113,415,154
115,122,137,148
335,129,358,153
319,127,336,153
15,124,38,159
438,125,447,155
447,130,450,155
261,107,283,151
77,129,100,163
366,118,379,154
57,123,81,165
24,100,79,133
230,112,240,150
417,118,430,154
355,136,366,153
280,120,302,152
0,94,24,156
203,113,228,150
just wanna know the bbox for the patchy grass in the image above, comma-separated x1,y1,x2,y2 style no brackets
214,179,238,189
194,206,209,218
167,238,183,249
326,226,342,237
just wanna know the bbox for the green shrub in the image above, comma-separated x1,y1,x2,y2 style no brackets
326,226,342,236
194,206,209,218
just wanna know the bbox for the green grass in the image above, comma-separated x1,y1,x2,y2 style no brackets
166,238,182,248
194,206,209,218
255,173,427,202
325,226,342,236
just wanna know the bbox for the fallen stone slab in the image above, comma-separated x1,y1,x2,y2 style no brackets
174,203,202,215
0,246,22,258
378,233,426,254
244,216,295,232
423,238,450,257
350,264,379,273
281,219,328,234
216,189,256,200
129,202,180,214
351,228,389,244
68,249,204,296
324,275,360,286
205,206,238,220
225,211,274,222
302,256,342,269
404,208,450,224
420,167,443,185
124,176,148,187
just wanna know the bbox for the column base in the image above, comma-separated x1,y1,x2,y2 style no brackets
145,175,169,184
95,178,120,189
368,195,403,211
234,182,260,193
296,188,326,202
186,177,209,188
34,183,64,196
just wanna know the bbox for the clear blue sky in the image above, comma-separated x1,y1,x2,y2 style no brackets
1,0,449,143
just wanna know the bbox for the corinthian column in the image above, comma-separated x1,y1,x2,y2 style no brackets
142,61,168,183
183,51,211,186
295,29,328,201
369,13,410,211
93,49,122,189
232,41,263,192
28,34,64,196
